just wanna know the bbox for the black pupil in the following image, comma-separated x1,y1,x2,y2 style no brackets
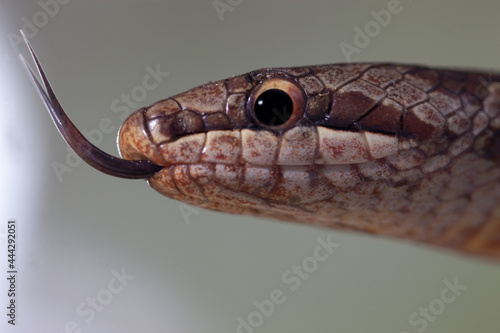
254,89,293,127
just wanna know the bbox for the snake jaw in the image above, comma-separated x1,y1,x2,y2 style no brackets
20,31,163,179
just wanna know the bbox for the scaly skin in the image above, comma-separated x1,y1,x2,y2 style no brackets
19,32,500,259
117,63,500,258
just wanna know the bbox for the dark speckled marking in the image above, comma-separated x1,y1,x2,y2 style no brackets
357,98,404,134
330,80,386,127
404,69,439,92
403,103,445,141
174,81,227,113
298,75,324,95
170,110,205,137
429,87,461,116
227,74,253,93
226,93,250,128
362,66,402,88
306,93,331,121
204,113,232,131
386,81,427,108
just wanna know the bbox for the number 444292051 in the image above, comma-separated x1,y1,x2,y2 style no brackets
7,221,16,270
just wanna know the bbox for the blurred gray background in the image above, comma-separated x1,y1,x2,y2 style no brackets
1,1,500,332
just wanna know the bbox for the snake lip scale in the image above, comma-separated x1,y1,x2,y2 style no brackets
20,31,500,259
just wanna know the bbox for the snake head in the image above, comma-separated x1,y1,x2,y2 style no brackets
117,64,432,219
117,62,500,253
118,64,421,167
22,30,500,256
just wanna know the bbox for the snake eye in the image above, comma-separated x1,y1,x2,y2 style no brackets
248,78,306,130
254,89,293,126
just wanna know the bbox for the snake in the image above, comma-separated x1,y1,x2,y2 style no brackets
20,32,500,260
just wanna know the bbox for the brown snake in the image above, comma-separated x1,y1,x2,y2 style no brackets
20,33,500,259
